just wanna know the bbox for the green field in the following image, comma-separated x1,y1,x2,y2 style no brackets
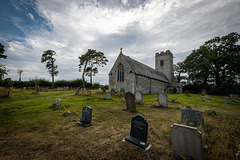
0,89,240,160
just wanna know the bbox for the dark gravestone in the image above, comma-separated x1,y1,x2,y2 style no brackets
125,115,149,149
171,123,203,160
125,92,136,111
106,93,111,100
181,109,204,126
77,106,92,127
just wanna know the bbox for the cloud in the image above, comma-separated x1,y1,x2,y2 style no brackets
2,0,240,84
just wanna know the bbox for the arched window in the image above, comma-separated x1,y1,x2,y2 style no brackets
117,64,124,82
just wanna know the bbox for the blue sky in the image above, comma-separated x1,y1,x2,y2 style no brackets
1,0,240,84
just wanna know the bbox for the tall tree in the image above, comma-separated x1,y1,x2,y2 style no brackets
0,43,8,81
78,49,108,88
184,32,240,88
85,66,98,85
17,69,23,81
173,62,186,83
41,50,58,88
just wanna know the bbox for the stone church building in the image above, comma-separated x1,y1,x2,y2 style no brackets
108,49,181,94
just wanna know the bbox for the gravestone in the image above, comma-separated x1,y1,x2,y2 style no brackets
125,115,149,149
135,91,144,105
98,88,101,93
224,97,230,104
125,92,136,111
56,98,61,107
181,109,204,126
171,123,203,160
77,106,92,127
87,90,91,96
120,88,125,97
106,93,111,100
157,93,168,107
76,87,79,95
205,96,211,102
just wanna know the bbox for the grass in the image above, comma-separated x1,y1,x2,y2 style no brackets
0,88,240,160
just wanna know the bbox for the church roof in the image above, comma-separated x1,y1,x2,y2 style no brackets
122,53,170,83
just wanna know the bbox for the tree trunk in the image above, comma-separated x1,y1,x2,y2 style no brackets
90,70,93,85
52,59,54,89
82,60,88,89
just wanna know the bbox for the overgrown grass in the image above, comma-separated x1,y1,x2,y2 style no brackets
0,89,239,160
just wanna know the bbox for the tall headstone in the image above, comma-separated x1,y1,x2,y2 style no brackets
171,123,203,160
157,93,168,107
181,109,204,126
98,88,101,93
135,91,144,105
125,92,136,112
125,115,149,149
77,106,92,127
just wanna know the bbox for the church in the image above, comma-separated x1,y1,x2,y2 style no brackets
108,49,181,94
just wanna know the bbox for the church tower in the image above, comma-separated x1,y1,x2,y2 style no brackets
155,50,174,83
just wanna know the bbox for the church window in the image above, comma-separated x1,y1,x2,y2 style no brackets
160,60,164,66
117,64,124,82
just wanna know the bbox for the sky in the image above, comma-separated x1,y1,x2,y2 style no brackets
0,0,240,85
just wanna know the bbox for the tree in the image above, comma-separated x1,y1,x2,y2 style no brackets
173,62,186,83
78,49,108,88
17,69,23,81
184,32,240,88
0,43,8,81
85,66,98,85
41,50,58,88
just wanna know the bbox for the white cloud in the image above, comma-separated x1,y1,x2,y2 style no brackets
3,0,240,84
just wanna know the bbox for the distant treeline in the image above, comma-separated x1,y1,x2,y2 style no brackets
0,78,108,89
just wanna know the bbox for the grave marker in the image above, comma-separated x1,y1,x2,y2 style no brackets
77,106,92,127
157,93,168,107
181,109,204,126
171,123,203,160
56,98,61,107
125,92,136,111
87,90,91,96
106,93,111,100
224,97,230,104
135,91,144,105
125,115,149,149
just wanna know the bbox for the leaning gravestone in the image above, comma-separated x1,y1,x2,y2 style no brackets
106,93,111,100
157,92,168,107
125,115,149,149
181,109,204,126
77,106,92,127
171,123,203,160
135,91,144,105
125,92,136,111
56,99,61,107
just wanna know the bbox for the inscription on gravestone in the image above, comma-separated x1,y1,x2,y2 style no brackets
125,115,149,149
125,92,136,111
181,109,204,126
77,106,92,127
135,91,144,105
171,123,203,160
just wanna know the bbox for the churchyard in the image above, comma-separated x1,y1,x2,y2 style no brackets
0,88,240,160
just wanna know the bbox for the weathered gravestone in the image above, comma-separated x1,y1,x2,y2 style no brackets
125,92,136,111
125,115,149,149
56,99,61,107
77,106,92,127
224,97,230,104
87,90,91,96
135,91,144,105
157,93,168,107
171,123,203,160
106,93,111,100
205,96,211,102
181,109,204,126
98,88,101,93
76,87,79,95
